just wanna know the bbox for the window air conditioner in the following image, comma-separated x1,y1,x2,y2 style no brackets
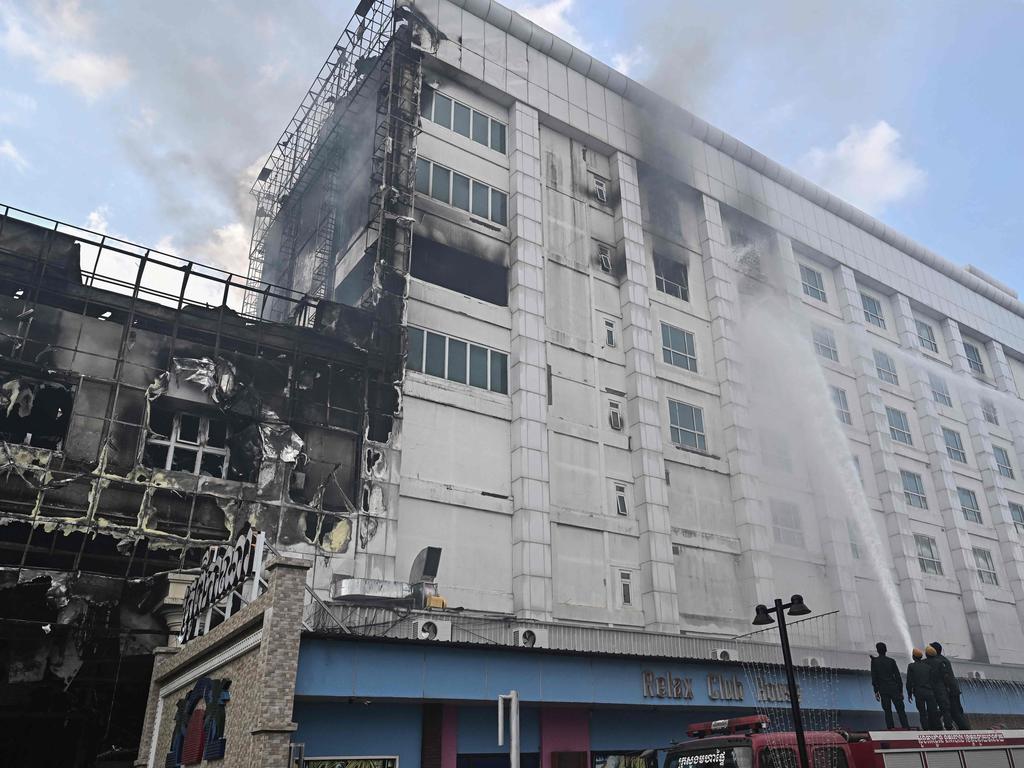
711,648,738,662
802,656,824,668
512,627,549,649
414,619,452,642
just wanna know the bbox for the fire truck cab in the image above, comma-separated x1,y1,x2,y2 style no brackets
662,717,1024,768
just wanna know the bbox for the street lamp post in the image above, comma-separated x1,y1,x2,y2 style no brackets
752,595,812,768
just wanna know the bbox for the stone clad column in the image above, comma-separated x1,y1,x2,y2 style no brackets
832,271,932,643
508,102,552,620
933,319,1001,661
696,194,776,607
610,152,679,632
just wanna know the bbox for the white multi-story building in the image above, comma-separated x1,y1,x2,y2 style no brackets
253,0,1024,669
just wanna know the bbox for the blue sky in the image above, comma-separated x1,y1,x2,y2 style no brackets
1,0,1022,290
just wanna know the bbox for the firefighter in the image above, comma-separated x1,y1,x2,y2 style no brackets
930,642,971,729
871,642,909,728
924,645,954,729
906,648,939,729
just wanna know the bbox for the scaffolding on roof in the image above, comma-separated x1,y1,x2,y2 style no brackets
244,0,397,316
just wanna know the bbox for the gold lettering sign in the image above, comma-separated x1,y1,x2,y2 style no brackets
756,681,801,703
706,673,745,701
642,670,694,700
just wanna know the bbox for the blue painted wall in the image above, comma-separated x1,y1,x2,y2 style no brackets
457,705,541,753
294,701,424,768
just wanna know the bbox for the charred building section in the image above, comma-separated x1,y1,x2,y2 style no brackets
0,207,391,764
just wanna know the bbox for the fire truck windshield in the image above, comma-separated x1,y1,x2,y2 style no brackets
666,746,753,768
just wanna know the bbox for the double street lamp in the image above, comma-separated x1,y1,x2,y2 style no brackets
752,594,812,768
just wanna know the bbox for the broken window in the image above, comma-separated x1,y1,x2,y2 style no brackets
0,376,74,450
654,254,689,301
145,405,230,478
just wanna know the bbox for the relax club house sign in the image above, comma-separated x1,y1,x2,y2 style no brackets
642,670,800,704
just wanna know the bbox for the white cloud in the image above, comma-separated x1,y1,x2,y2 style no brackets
86,205,110,233
0,89,37,124
157,221,251,276
611,46,648,78
0,138,29,172
507,0,587,49
797,121,926,215
0,2,130,102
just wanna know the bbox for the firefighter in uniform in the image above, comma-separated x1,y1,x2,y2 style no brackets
930,642,971,729
925,645,954,729
871,642,909,728
906,648,939,729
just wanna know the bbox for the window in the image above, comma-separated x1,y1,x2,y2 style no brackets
662,323,698,372
653,254,689,301
916,320,939,353
958,487,982,523
604,318,617,347
145,409,229,478
800,264,827,302
813,326,839,362
929,373,953,407
406,326,508,394
982,399,999,426
614,483,628,516
886,407,913,445
669,399,706,452
831,386,852,425
594,176,608,203
994,445,1014,479
901,470,928,509
771,499,805,547
915,534,943,575
608,400,624,431
421,84,507,152
973,548,998,585
415,157,507,225
943,427,967,463
1009,501,1024,534
847,520,862,560
861,293,886,329
964,341,986,375
618,570,633,606
874,349,899,385
597,243,612,273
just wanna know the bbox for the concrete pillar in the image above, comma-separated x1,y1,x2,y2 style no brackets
610,151,679,632
929,319,1000,662
155,572,196,647
832,271,932,643
773,233,866,648
508,101,553,620
696,194,776,606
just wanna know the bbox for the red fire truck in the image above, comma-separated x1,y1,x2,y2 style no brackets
662,716,1024,768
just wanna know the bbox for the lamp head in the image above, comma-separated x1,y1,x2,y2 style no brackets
788,594,811,616
752,604,775,625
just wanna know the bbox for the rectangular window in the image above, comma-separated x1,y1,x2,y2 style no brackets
144,409,230,479
929,373,953,407
669,399,707,452
490,120,507,153
619,570,633,606
409,326,508,395
861,293,886,329
887,407,913,445
943,427,967,463
653,254,689,301
964,341,986,375
813,326,839,362
848,520,862,560
451,172,471,211
471,179,489,218
874,349,899,385
800,264,827,302
471,109,489,145
1009,501,1024,534
916,320,939,353
432,92,453,128
604,318,617,347
452,100,472,137
417,158,508,225
901,470,928,509
973,547,998,585
770,499,805,547
608,400,624,431
415,157,431,194
831,386,852,425
958,487,982,524
490,189,508,226
614,483,628,516
915,534,943,575
594,177,608,203
994,445,1014,479
430,164,451,204
661,323,698,372
982,399,999,426
422,85,508,153
597,244,612,273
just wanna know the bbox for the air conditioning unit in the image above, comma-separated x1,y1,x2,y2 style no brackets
802,656,824,668
414,619,452,642
711,648,738,662
969,670,985,680
512,627,549,649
